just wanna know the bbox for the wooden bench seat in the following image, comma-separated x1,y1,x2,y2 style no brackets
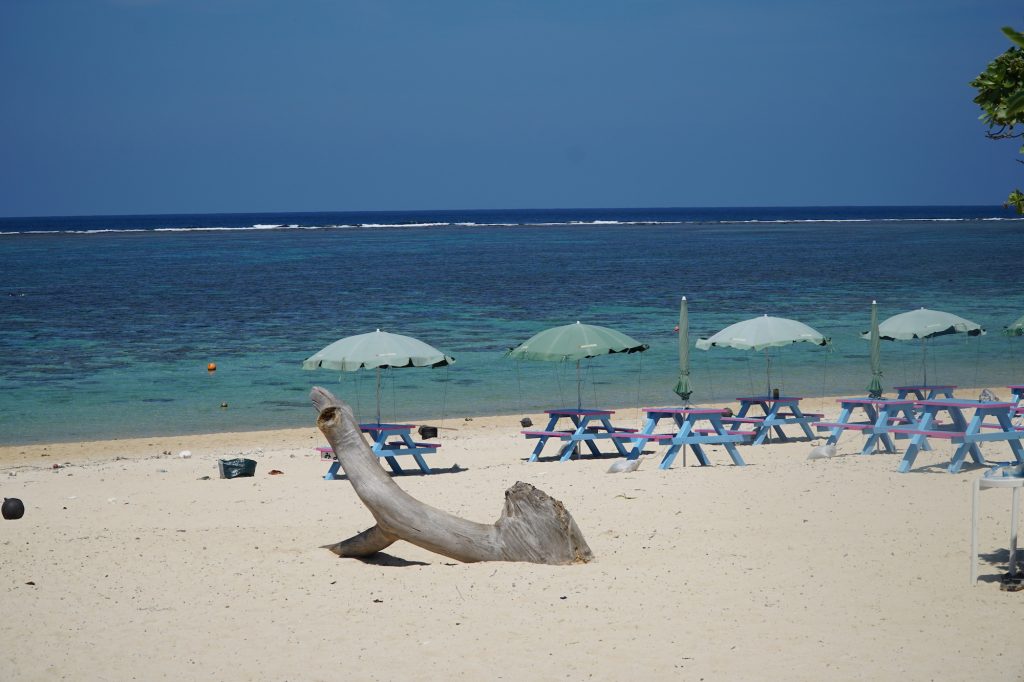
814,421,873,431
608,432,674,441
693,427,754,437
521,430,574,439
889,428,965,440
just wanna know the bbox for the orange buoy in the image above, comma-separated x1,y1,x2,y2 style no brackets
207,363,217,372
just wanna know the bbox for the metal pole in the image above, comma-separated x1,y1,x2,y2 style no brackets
376,367,382,426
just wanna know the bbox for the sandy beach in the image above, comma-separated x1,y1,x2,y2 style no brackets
2,390,1022,681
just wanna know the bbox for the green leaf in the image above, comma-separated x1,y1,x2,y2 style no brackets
1003,27,1024,49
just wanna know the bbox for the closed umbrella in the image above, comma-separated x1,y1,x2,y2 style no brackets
868,300,883,398
673,296,692,401
303,329,454,425
860,307,984,386
696,315,829,395
507,321,648,409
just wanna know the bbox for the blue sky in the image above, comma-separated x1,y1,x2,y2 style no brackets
0,0,1021,216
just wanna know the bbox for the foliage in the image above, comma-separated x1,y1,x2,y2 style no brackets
970,27,1024,213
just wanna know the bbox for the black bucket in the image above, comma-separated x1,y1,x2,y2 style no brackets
218,458,257,479
418,425,438,439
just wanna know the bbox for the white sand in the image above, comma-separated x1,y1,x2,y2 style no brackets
1,392,1022,681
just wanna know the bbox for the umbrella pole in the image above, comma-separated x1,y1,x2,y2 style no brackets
576,360,582,410
376,367,382,426
576,360,582,457
921,338,928,387
765,349,772,396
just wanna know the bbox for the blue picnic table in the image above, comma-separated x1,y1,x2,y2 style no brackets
723,396,820,445
318,423,440,478
1010,385,1024,416
813,397,919,455
893,384,957,401
611,406,748,469
890,399,1024,473
521,408,636,462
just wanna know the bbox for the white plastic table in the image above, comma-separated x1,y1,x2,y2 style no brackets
970,474,1022,584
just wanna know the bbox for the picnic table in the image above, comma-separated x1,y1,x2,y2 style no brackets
1010,385,1024,415
813,397,918,455
318,423,440,479
893,385,957,401
611,406,749,469
521,408,635,462
890,399,1024,473
722,396,820,445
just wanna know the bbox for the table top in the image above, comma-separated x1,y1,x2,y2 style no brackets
1009,385,1024,391
544,408,614,416
836,397,915,406
359,423,416,431
978,475,1024,489
893,384,957,390
737,396,803,402
915,399,1015,410
642,406,728,416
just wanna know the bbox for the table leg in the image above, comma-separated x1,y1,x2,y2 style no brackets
971,478,980,585
948,411,984,474
324,461,344,480
826,405,854,446
529,415,561,461
1011,487,1020,576
898,409,936,473
600,417,630,457
627,415,659,460
662,420,700,469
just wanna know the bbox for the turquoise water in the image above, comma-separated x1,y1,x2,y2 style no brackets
2,207,1023,444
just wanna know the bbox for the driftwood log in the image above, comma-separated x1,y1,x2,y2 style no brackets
312,387,592,564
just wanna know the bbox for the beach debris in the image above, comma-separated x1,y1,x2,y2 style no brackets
312,386,592,565
807,444,837,460
268,469,284,475
217,458,257,478
178,450,192,459
3,497,26,520
1000,572,1024,592
607,457,642,474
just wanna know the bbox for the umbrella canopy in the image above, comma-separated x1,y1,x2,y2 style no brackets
507,321,648,409
868,300,883,398
859,308,985,387
303,329,453,424
696,315,828,395
673,297,692,401
507,321,648,362
302,329,454,371
863,307,985,341
695,315,828,352
1004,313,1024,337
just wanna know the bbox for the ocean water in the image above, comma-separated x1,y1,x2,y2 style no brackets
2,206,1024,445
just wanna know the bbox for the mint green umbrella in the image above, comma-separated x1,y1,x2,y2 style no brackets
507,321,648,409
860,307,984,386
1005,313,1024,336
868,300,883,398
303,329,454,424
673,297,692,401
696,315,829,395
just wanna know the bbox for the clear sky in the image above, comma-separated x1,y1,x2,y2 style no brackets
1,0,1021,217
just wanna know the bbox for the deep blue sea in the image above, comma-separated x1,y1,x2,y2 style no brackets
2,205,1024,445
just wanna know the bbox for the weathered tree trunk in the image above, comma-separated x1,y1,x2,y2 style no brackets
312,387,592,565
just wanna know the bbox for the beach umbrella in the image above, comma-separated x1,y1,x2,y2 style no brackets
302,329,454,425
506,321,648,409
860,307,985,386
868,300,883,398
696,315,829,395
673,296,692,401
1005,313,1024,336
